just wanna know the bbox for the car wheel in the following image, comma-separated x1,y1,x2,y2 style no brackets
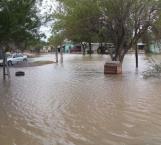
8,61,12,66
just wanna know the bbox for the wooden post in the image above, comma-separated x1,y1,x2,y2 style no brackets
55,48,58,63
135,45,138,68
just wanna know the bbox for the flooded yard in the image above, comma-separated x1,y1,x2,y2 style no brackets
0,54,161,145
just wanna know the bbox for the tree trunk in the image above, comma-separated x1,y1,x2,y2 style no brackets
55,48,58,63
60,47,63,63
83,45,86,55
111,45,130,64
88,42,92,55
81,43,86,55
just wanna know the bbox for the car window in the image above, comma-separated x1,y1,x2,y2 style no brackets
17,54,23,57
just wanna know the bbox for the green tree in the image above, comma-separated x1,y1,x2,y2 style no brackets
0,0,42,49
52,0,161,62
100,0,161,62
53,0,101,54
48,32,65,48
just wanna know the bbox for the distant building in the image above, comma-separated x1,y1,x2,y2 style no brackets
40,46,52,53
137,42,146,50
63,41,74,53
149,40,161,53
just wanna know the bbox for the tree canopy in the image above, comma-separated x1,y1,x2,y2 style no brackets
100,0,161,61
0,0,43,49
48,32,65,48
52,0,101,43
51,0,161,62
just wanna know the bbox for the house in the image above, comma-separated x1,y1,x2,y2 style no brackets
137,42,146,50
149,40,161,53
63,41,74,53
40,46,52,53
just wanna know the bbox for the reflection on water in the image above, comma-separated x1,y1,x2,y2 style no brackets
0,54,161,145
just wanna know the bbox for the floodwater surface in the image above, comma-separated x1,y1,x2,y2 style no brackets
0,54,161,145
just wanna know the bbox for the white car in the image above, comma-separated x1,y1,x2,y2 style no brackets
7,53,27,65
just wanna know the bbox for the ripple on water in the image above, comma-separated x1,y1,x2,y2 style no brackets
0,54,161,145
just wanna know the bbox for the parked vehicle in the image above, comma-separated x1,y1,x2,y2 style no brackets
97,43,114,54
70,45,82,53
7,53,27,66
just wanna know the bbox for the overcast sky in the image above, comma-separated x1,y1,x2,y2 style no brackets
39,0,57,41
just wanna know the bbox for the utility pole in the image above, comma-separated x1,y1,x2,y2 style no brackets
2,49,6,80
135,45,138,68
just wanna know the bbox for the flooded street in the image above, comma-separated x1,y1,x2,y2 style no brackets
0,54,161,145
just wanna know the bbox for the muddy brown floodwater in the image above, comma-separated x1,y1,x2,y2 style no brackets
0,54,161,145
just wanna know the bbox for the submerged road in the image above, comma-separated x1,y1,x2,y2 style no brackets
0,54,161,145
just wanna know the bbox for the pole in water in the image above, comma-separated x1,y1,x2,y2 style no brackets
135,45,138,68
3,51,6,80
